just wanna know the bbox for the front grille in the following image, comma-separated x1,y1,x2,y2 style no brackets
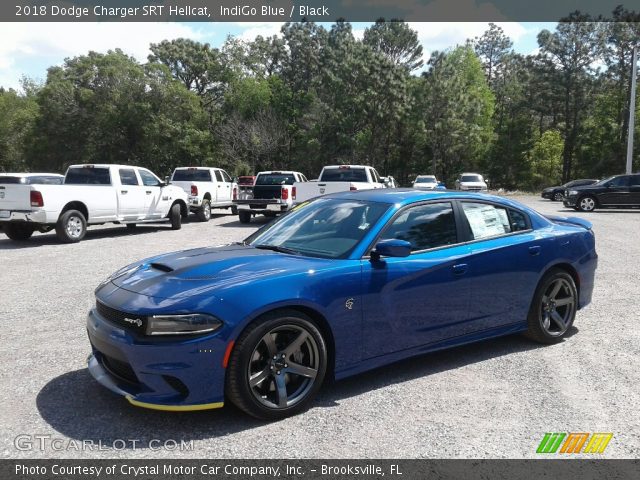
100,353,139,385
96,301,146,334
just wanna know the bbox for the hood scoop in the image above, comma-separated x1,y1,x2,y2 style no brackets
149,262,174,273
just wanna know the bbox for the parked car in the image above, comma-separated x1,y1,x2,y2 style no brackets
86,189,596,419
541,179,598,201
233,171,307,223
455,173,488,191
237,176,256,200
0,173,64,185
170,167,238,222
563,173,640,211
292,165,385,204
412,175,438,190
0,164,188,242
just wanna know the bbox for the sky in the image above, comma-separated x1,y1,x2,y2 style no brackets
0,21,556,90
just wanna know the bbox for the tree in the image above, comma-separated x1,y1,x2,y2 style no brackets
537,15,605,182
472,23,513,85
528,129,564,189
0,80,40,172
363,19,424,72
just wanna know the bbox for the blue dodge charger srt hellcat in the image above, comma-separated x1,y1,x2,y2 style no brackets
87,190,597,419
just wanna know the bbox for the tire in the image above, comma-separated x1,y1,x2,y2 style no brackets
4,223,35,241
197,199,211,222
226,310,328,420
239,211,251,224
553,192,564,201
577,195,597,212
231,206,238,215
525,268,578,344
169,203,182,230
55,210,87,243
126,224,137,230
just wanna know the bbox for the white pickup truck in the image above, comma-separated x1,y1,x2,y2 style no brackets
292,165,386,204
170,167,238,222
0,164,188,243
233,171,307,223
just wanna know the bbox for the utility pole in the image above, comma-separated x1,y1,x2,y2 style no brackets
626,45,638,174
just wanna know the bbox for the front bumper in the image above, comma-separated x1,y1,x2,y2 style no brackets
563,196,578,207
86,308,227,410
0,209,48,224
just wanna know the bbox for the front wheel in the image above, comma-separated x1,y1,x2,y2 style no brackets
226,311,328,420
577,195,597,212
3,223,35,241
553,192,564,201
169,203,182,230
525,269,577,344
238,211,251,224
55,210,87,243
231,206,238,215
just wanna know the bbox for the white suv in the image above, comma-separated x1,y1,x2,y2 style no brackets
455,173,488,191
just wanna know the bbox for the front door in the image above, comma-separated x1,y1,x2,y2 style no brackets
117,168,145,219
138,169,164,219
598,175,631,205
362,201,473,357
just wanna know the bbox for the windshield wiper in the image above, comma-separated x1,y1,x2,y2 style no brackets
253,244,298,255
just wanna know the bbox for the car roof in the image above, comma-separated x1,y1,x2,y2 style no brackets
0,172,63,177
325,188,509,206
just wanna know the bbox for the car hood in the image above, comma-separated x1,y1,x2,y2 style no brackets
108,244,332,300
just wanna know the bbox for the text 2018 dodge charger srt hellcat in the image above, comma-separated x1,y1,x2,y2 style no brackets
87,190,597,419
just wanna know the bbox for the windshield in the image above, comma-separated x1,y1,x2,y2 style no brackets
256,174,295,185
595,176,616,186
172,169,212,182
415,177,436,183
461,175,482,182
320,168,368,182
245,198,390,259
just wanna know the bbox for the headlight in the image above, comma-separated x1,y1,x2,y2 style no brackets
568,190,578,195
146,314,223,336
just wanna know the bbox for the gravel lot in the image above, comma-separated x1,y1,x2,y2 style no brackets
1,196,639,459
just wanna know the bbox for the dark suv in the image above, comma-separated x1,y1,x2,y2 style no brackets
563,173,640,211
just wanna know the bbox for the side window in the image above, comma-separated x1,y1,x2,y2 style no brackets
139,169,160,187
221,170,232,183
215,170,224,182
508,209,529,232
629,175,640,186
461,202,513,239
119,169,139,186
608,176,630,187
381,202,457,251
371,169,380,183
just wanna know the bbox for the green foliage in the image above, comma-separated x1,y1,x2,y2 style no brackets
0,81,39,172
527,130,564,189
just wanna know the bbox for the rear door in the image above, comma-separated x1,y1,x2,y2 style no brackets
457,201,547,330
116,168,145,219
598,175,631,205
629,175,640,205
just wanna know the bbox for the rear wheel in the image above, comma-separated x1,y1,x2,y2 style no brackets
577,195,597,212
169,203,182,230
197,199,211,222
4,223,35,241
525,269,577,344
226,310,327,420
55,210,87,243
553,192,564,201
239,211,251,224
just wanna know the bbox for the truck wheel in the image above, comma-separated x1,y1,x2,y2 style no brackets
239,211,251,224
4,223,35,241
197,199,211,222
169,203,182,230
56,210,87,243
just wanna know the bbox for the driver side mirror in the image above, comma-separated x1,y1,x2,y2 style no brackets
372,239,412,259
164,176,171,185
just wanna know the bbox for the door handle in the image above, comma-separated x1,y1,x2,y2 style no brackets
121,190,128,194
146,191,152,194
529,246,541,256
452,264,468,275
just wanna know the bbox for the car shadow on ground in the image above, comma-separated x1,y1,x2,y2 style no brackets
220,216,273,228
36,328,576,449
